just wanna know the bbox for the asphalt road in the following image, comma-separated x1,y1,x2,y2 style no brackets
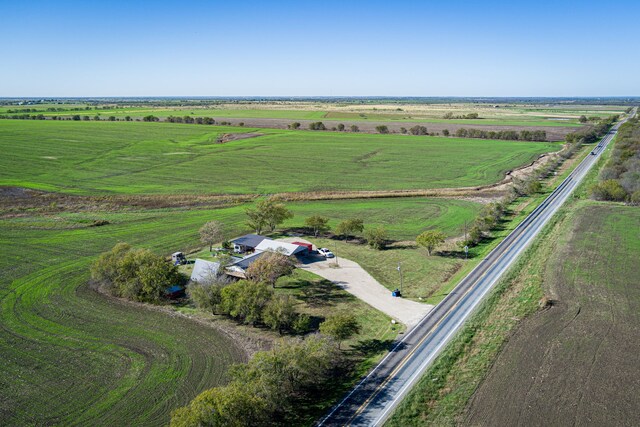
317,109,635,427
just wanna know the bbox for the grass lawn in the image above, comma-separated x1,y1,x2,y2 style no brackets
0,120,561,195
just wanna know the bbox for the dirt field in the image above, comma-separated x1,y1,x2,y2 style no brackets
464,204,640,426
201,117,577,141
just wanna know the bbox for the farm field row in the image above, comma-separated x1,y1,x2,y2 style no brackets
2,103,626,127
0,120,561,195
0,195,479,425
5,107,582,127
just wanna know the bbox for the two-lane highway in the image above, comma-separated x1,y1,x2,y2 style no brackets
318,109,635,426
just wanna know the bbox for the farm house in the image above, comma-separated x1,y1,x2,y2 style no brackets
229,234,267,254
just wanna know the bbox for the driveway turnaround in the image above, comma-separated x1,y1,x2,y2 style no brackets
277,236,433,328
300,257,432,328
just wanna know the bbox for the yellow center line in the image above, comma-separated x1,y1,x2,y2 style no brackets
342,125,624,425
345,189,565,424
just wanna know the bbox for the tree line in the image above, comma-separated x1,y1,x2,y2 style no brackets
170,334,346,426
442,112,480,119
591,115,640,203
565,115,619,144
452,128,547,141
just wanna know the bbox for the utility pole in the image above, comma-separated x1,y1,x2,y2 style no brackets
334,241,339,267
464,220,467,243
397,262,403,294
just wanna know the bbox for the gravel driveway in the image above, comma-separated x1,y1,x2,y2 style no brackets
279,238,433,328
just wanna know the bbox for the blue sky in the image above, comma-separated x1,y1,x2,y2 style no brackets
1,0,638,96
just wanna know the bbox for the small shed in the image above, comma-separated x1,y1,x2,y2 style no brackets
190,259,221,283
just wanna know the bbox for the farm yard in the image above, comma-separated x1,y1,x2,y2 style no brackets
0,192,480,425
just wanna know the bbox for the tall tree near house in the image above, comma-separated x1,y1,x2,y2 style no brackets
245,251,295,288
304,215,330,237
245,207,266,234
199,220,224,252
416,230,446,256
253,197,293,232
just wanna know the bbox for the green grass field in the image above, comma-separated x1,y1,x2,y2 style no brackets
0,210,248,425
0,120,560,195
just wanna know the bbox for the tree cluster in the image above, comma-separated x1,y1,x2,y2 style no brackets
170,335,344,427
409,125,428,135
91,243,184,303
464,202,508,247
453,128,546,141
308,121,326,130
592,115,640,203
166,115,216,125
0,113,46,120
565,115,619,144
442,112,479,119
189,251,305,334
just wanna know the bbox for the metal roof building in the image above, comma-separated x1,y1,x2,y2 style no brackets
230,234,267,250
254,240,307,257
190,259,221,283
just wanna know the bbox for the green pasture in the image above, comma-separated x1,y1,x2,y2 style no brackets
0,210,247,426
0,120,561,195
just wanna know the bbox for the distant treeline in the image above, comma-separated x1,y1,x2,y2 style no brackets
4,97,639,107
591,114,640,203
451,128,547,141
565,115,619,144
442,112,480,119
